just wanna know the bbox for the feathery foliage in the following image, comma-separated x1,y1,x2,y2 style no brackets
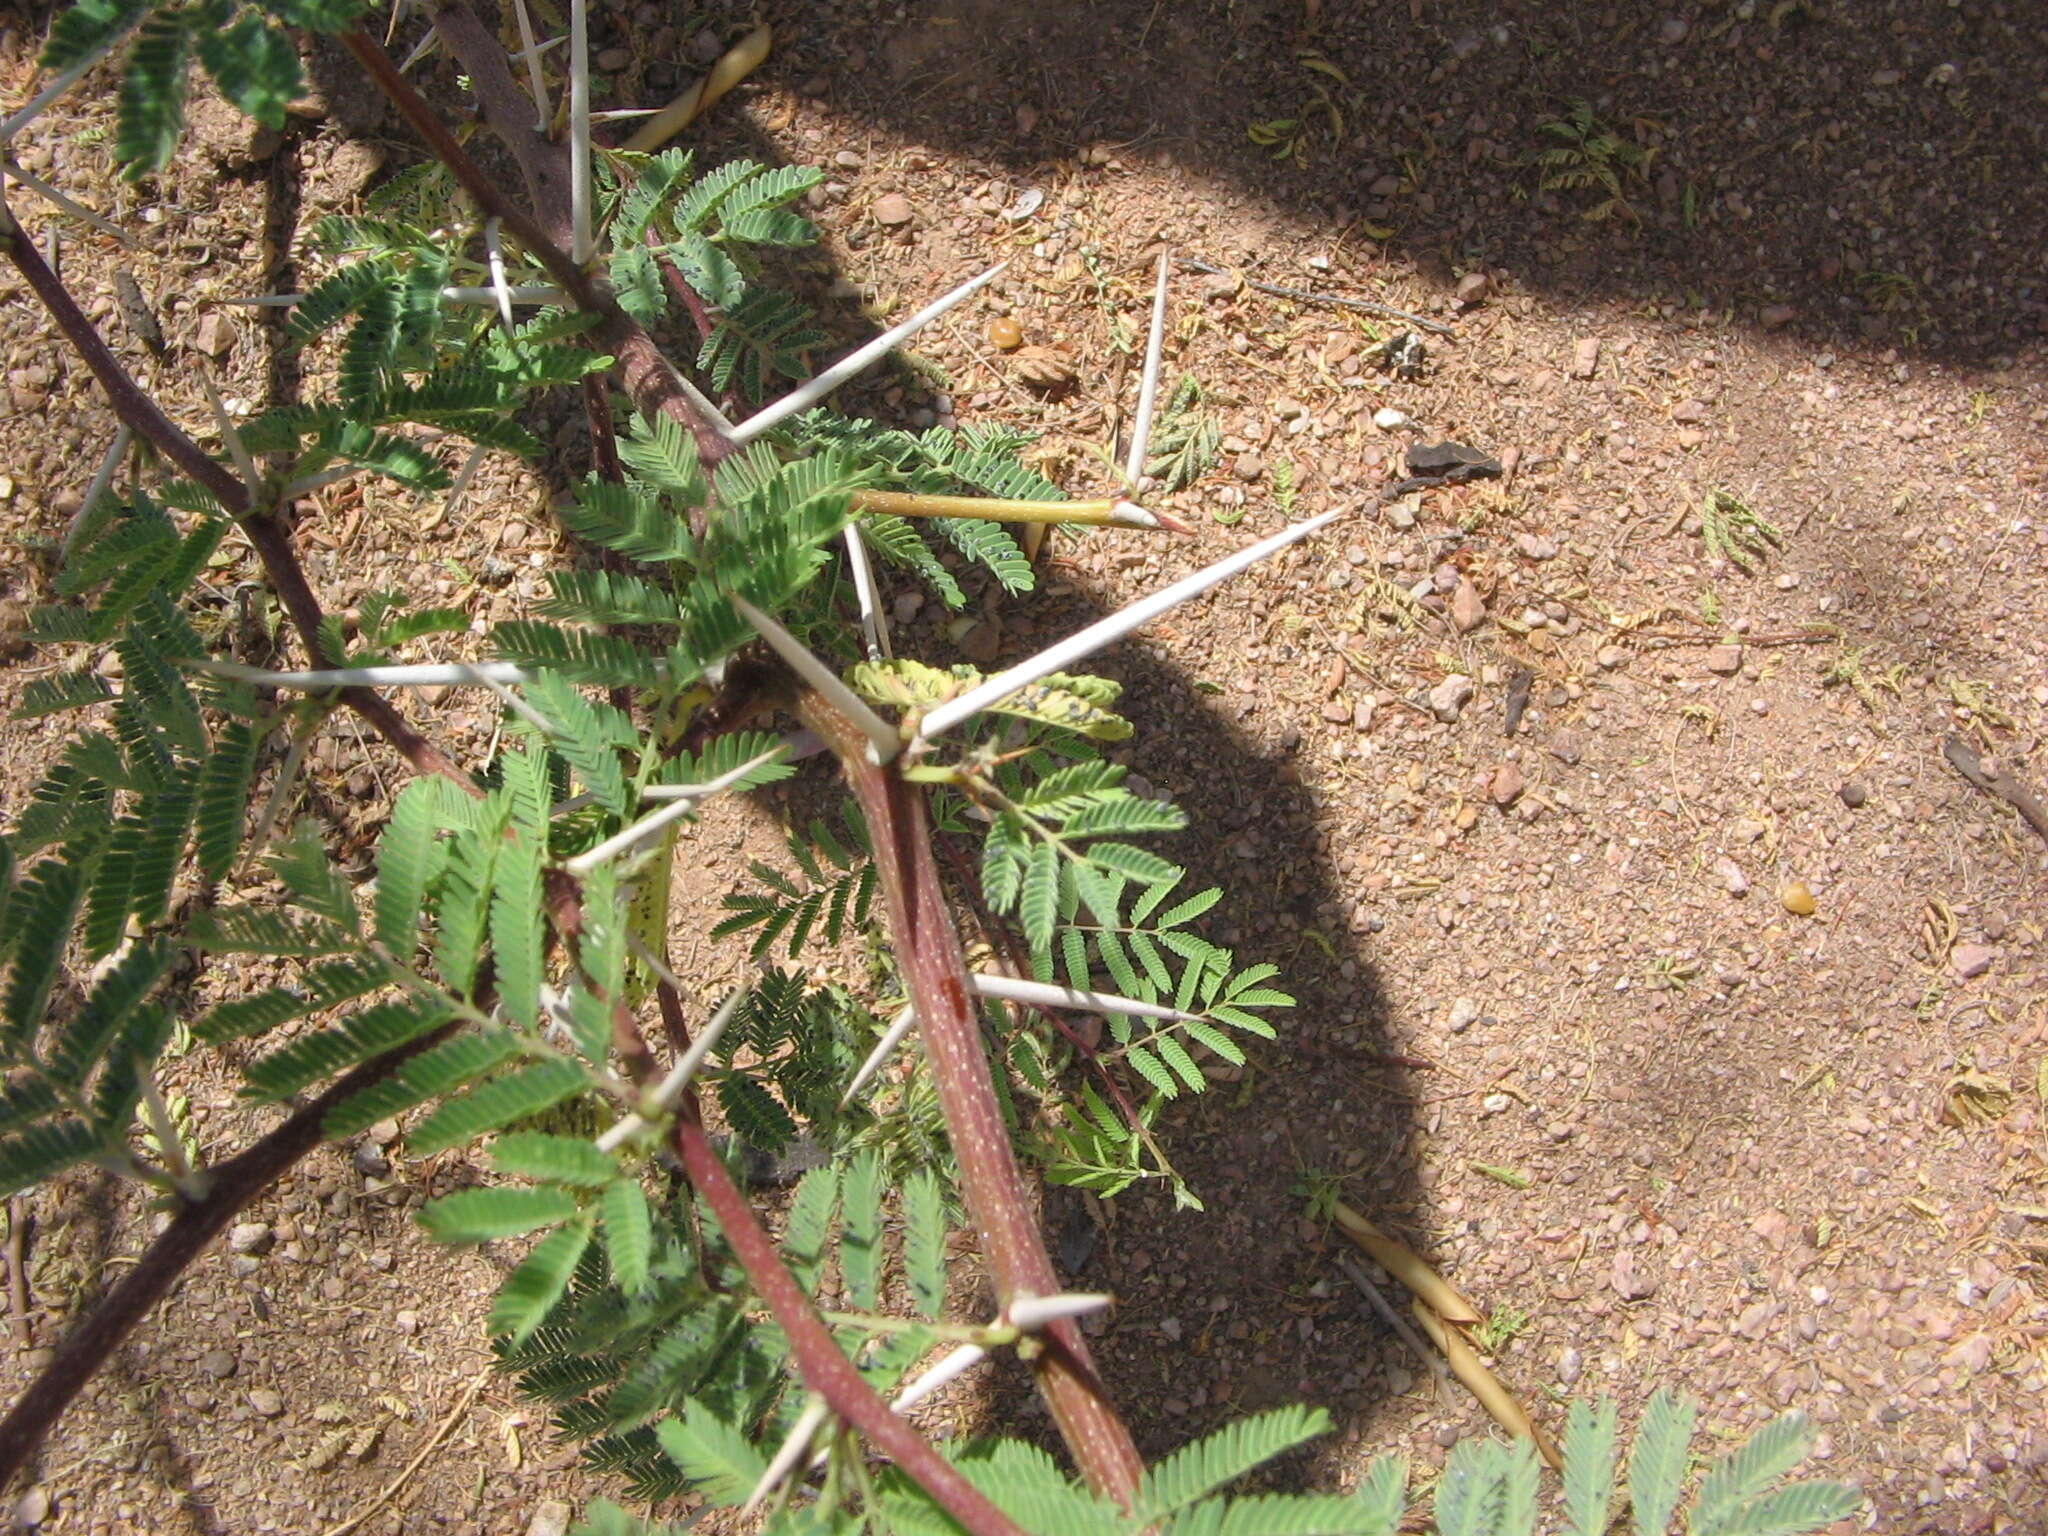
0,10,1866,1534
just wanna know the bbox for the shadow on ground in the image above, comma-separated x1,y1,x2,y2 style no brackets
749,0,2045,364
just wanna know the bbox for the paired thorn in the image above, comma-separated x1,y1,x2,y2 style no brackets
970,972,1201,1023
840,974,1196,1109
1004,1292,1111,1333
563,741,790,876
194,660,532,691
594,983,747,1153
746,1394,832,1515
507,0,550,131
889,1343,987,1414
729,264,1008,448
842,523,891,661
1,157,134,246
841,1003,917,1107
1123,249,1172,488
194,362,259,501
0,15,145,154
850,488,1188,534
731,594,900,765
916,508,1343,743
60,426,130,562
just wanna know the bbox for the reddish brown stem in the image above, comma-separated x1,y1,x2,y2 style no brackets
664,1074,1026,1536
0,1026,454,1486
0,209,473,792
799,694,1145,1504
348,18,734,472
650,228,718,348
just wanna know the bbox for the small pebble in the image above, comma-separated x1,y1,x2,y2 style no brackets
248,1389,284,1418
228,1221,273,1256
1838,782,1867,808
1372,407,1413,432
987,316,1023,351
1447,998,1481,1033
1780,881,1817,916
1428,674,1474,722
198,1349,239,1380
1949,944,1994,980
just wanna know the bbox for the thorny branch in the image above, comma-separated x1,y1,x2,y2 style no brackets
0,204,473,792
799,686,1147,1504
646,983,1029,1536
2,6,1155,1512
0,1028,457,1486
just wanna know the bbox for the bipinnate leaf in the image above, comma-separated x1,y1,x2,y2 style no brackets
373,778,441,955
407,1058,591,1156
1561,1397,1621,1536
241,998,451,1101
838,1149,884,1310
490,1131,618,1188
420,1186,579,1243
1136,1405,1332,1522
489,1216,593,1343
655,1399,768,1504
1703,1478,1863,1536
601,1178,653,1295
901,1169,947,1319
1628,1388,1698,1536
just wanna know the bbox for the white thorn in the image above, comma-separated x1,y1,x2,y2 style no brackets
840,1003,916,1107
564,741,789,876
192,659,533,691
279,465,361,501
440,442,490,527
889,1343,987,1414
507,34,567,65
588,108,668,123
968,972,1198,1023
1006,1292,1112,1332
482,672,556,735
60,426,131,562
659,353,738,437
398,27,440,73
508,0,550,131
1,156,135,245
439,283,568,306
729,264,1008,447
595,984,748,1152
730,595,901,765
918,508,1343,742
194,362,260,501
569,0,593,267
744,1394,832,1515
483,219,516,331
842,524,890,661
1123,249,1171,486
1107,498,1162,530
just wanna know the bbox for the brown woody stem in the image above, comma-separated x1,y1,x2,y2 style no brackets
350,15,734,472
0,1028,454,1486
0,205,472,791
650,987,1025,1536
798,691,1146,1504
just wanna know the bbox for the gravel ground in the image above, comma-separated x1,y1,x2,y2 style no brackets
2,1,2044,1531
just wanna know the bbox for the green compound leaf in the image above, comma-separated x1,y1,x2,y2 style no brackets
419,1185,580,1243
